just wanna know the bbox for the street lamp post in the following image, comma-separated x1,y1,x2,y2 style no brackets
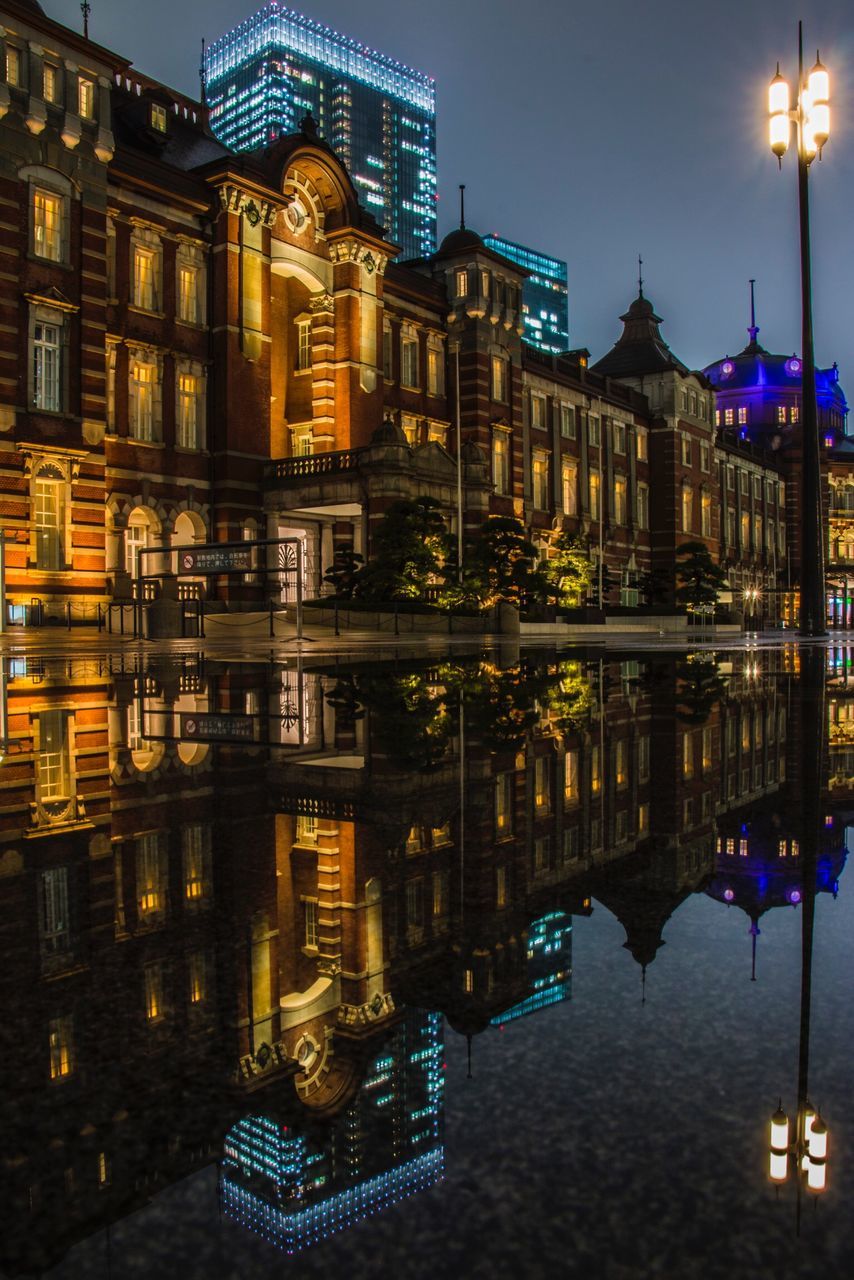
768,24,830,637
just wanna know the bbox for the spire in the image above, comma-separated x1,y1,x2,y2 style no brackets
199,38,207,105
750,918,760,982
638,254,644,300
747,278,760,348
459,184,466,231
81,0,91,39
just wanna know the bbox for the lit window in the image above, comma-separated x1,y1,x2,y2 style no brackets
495,772,513,835
701,490,712,536
129,360,155,441
534,756,551,813
144,962,164,1021
303,898,318,948
682,484,693,533
496,866,506,909
6,45,20,86
491,354,507,402
492,431,510,495
177,372,199,449
636,428,648,460
78,78,95,119
637,483,649,530
177,265,198,324
98,1152,110,1186
33,322,61,411
432,870,447,917
613,475,627,525
637,803,649,834
590,745,601,795
34,465,64,569
401,332,419,387
681,436,693,465
532,452,549,509
724,408,734,426
615,740,628,788
33,190,62,261
188,951,206,1004
564,749,579,805
562,459,577,515
531,395,546,429
48,1015,74,1080
43,63,58,103
683,732,694,779
700,443,710,472
150,103,168,132
427,343,444,395
589,469,600,519
137,833,165,918
777,405,787,424
454,267,467,298
133,248,158,311
182,825,211,903
737,406,748,424
791,406,799,424
296,319,312,370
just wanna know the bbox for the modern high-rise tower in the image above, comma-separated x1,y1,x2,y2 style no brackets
483,234,569,354
205,3,437,259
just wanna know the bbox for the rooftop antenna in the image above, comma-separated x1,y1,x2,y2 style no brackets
459,183,466,231
748,278,759,346
81,0,90,39
199,38,207,105
638,253,644,299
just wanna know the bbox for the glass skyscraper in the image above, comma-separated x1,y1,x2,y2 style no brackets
205,3,437,259
483,235,569,354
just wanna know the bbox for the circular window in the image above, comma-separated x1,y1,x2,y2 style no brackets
786,357,802,376
295,1035,319,1073
721,360,735,378
286,198,309,233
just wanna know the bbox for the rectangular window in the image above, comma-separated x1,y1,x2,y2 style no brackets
406,878,424,928
590,745,601,795
133,248,158,311
480,269,490,296
177,265,198,324
137,833,166,919
495,865,507,909
492,431,510,495
182,825,211,904
491,355,507,402
6,45,20,86
34,471,64,569
130,361,155,441
33,321,61,411
638,735,650,782
432,870,447,917
562,460,577,515
724,408,734,426
615,740,629,788
176,372,200,448
33,190,62,262
683,732,694,779
682,485,693,533
41,867,70,954
39,710,70,800
48,1015,74,1080
188,951,206,1005
777,405,786,424
296,319,312,370
151,103,168,132
700,443,710,472
737,406,748,425
455,267,467,298
701,491,712,536
534,756,551,813
589,469,600,519
427,345,444,395
560,404,575,438
741,510,750,548
495,772,513,836
532,452,549,510
43,63,58,103
613,422,626,453
636,428,648,461
401,335,419,387
78,78,95,119
564,749,579,805
791,406,799,424
144,962,164,1021
382,325,393,379
637,483,649,530
613,475,627,525
681,436,692,466
531,395,546,429
303,898,318,948
588,415,601,446
295,815,318,845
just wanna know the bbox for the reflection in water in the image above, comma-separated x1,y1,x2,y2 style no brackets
0,646,849,1275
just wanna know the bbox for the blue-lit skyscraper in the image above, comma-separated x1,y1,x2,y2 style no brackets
205,4,437,259
483,235,569,354
491,912,572,1024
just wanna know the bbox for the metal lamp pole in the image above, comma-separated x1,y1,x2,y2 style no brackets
769,25,830,636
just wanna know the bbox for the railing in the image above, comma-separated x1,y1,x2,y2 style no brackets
265,449,364,482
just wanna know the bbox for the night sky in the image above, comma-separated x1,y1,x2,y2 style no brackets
47,0,854,381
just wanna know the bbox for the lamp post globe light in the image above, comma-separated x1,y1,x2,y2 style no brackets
767,25,830,636
768,1098,829,1195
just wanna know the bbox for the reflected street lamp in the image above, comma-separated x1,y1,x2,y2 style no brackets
769,1098,829,1194
768,25,830,637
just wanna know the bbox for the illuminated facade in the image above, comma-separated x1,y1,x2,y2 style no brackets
483,235,569,354
205,3,437,259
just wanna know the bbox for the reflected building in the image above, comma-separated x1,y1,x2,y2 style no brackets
0,645,848,1273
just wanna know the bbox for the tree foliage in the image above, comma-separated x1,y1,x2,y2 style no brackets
542,533,594,608
355,497,450,602
675,541,728,609
322,548,364,600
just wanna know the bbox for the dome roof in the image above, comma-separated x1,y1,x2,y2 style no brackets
591,289,689,379
439,226,485,254
703,307,847,411
371,415,407,446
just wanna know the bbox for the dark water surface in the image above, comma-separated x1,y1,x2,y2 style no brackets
1,643,851,1279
